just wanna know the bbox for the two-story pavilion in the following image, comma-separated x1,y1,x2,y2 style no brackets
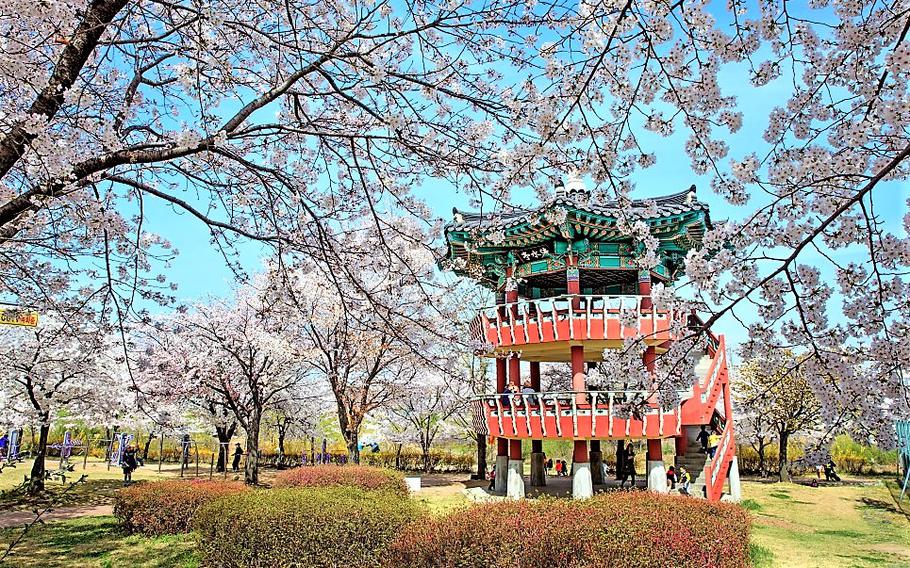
444,176,739,501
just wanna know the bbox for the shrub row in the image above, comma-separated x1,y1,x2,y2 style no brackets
113,479,247,536
387,491,751,568
194,487,420,567
273,465,409,497
116,468,751,568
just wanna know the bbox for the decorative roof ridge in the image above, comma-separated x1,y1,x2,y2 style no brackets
447,184,706,232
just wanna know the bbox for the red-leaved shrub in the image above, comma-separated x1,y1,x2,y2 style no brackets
273,465,408,496
114,479,248,536
386,491,751,567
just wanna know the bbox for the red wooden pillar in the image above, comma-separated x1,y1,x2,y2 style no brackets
496,357,508,457
647,439,662,461
508,353,521,461
530,362,542,453
571,345,587,465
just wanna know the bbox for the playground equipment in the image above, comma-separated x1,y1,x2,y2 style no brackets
109,432,133,467
443,178,738,501
4,428,22,463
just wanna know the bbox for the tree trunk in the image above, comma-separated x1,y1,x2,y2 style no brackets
244,417,261,485
142,433,154,461
215,423,235,473
756,440,766,478
28,420,50,495
346,429,360,465
104,427,112,461
778,430,790,483
277,429,286,464
422,443,432,473
476,432,487,480
395,443,403,470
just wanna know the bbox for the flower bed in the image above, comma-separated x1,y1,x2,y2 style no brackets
386,491,751,567
114,479,247,536
194,487,421,567
273,464,409,496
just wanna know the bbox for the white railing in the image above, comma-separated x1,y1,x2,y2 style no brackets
472,294,686,345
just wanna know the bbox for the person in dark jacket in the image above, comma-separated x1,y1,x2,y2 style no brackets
232,443,243,472
122,445,139,485
696,425,710,453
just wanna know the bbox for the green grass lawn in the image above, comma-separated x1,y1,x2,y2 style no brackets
746,479,910,568
0,516,197,568
1,473,908,567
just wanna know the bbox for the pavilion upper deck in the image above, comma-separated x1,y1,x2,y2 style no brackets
470,294,688,361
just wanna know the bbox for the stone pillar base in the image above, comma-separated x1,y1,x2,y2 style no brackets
728,456,742,501
494,455,509,493
507,459,525,500
572,462,593,500
530,452,546,487
590,451,604,485
647,459,668,493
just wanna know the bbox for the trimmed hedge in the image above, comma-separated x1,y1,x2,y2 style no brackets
194,487,421,567
387,491,751,567
273,465,409,496
114,479,247,536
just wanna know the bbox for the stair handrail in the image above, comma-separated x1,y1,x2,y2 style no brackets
704,420,735,501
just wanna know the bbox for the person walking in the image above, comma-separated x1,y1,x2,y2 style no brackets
122,445,138,486
707,431,721,459
696,426,710,454
678,467,692,495
0,432,7,460
546,457,553,476
555,459,563,477
487,465,496,491
560,460,569,477
231,443,243,472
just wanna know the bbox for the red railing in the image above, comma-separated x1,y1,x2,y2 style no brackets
470,294,688,351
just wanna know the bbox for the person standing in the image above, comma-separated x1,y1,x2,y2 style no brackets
122,445,138,486
0,432,7,460
487,465,496,491
232,443,243,472
546,457,553,476
561,460,569,477
620,444,636,488
666,465,677,490
555,459,563,477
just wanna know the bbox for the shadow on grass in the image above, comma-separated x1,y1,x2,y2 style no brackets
0,515,197,568
859,497,901,515
0,478,125,512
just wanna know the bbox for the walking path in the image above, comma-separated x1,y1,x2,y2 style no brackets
0,504,112,529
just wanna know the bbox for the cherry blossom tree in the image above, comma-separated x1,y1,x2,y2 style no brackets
0,312,121,493
387,373,465,472
736,352,821,482
138,290,305,484
263,217,459,464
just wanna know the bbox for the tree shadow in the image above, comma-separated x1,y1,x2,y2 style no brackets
858,497,900,515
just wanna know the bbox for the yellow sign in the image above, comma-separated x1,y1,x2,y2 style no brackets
0,309,39,327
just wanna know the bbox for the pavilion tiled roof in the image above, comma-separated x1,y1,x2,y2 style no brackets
447,185,708,232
